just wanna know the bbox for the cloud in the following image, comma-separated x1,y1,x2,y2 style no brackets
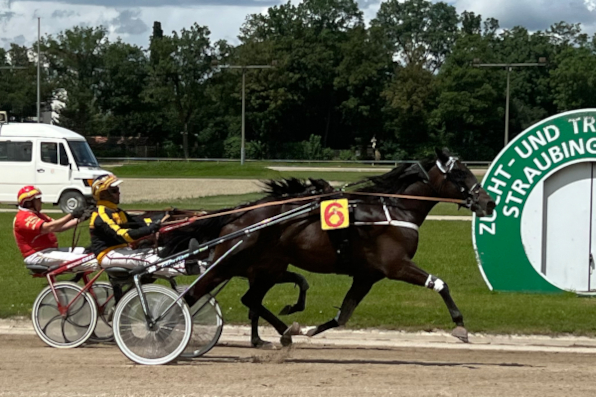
110,9,148,35
451,0,596,33
11,0,282,6
359,1,596,37
51,10,79,18
0,10,17,23
1,34,26,46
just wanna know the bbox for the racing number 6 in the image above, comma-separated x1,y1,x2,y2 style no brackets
324,203,345,228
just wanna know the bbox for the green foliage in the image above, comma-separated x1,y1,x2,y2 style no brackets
160,140,183,158
3,0,596,161
550,46,596,111
246,140,269,160
302,134,324,160
338,149,358,161
223,135,241,159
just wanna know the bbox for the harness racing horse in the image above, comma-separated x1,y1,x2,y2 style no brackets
121,208,312,348
159,179,334,348
163,148,496,346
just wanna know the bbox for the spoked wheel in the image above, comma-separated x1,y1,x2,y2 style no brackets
176,286,224,359
88,282,115,343
113,284,192,365
31,281,98,348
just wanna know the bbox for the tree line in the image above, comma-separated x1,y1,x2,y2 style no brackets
0,0,595,161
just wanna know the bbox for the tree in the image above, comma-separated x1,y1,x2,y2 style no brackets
144,23,218,158
431,15,505,159
550,46,596,111
372,0,460,72
237,0,369,154
41,26,109,135
0,44,38,120
334,24,392,153
95,40,154,138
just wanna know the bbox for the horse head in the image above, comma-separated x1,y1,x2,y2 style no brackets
429,148,495,217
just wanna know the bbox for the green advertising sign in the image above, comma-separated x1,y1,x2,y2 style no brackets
473,109,596,293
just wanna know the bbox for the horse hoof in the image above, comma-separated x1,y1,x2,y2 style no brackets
252,339,276,350
452,326,469,343
280,322,301,347
256,342,277,350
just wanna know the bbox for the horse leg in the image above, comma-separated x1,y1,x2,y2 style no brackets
248,308,273,349
247,279,276,349
250,271,309,348
278,271,310,315
389,260,468,343
306,277,376,337
241,279,301,347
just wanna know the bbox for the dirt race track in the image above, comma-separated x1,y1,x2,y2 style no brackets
2,176,593,396
2,329,596,397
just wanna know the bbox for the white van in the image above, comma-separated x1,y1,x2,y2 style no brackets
0,115,111,212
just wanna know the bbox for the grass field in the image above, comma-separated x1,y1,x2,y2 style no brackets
2,204,596,336
111,161,386,183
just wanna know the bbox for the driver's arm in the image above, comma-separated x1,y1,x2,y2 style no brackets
97,207,158,243
40,214,75,234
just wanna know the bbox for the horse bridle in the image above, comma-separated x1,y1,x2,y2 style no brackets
436,157,481,210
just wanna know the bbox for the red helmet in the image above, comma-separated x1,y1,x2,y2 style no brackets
17,186,42,207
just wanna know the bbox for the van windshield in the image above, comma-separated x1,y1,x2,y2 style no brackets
67,140,100,168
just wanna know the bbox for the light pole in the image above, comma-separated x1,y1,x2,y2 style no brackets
218,64,274,165
473,58,547,146
0,17,41,123
37,17,41,123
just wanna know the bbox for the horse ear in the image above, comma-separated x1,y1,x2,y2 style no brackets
435,147,451,164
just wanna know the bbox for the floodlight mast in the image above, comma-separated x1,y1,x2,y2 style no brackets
217,63,275,165
473,57,547,146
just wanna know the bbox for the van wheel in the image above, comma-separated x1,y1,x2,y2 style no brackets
59,191,86,214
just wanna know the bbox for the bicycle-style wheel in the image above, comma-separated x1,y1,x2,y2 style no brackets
175,286,223,359
88,281,115,343
31,281,98,348
113,284,192,365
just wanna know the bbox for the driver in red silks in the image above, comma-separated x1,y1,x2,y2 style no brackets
13,185,92,267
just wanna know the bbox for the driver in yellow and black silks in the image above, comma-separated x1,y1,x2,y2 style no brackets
89,174,186,277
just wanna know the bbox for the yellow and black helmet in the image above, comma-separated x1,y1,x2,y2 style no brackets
92,174,122,201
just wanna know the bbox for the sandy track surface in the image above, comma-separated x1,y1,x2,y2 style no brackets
119,178,263,203
2,318,596,397
1,331,596,397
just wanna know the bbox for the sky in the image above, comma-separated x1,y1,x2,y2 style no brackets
0,0,595,50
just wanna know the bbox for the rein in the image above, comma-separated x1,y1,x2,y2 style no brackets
176,190,466,223
346,191,466,204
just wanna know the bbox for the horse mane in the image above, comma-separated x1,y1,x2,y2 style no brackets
261,177,334,198
355,157,436,194
159,177,334,257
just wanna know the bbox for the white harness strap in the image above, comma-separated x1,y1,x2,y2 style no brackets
353,203,419,232
436,156,457,174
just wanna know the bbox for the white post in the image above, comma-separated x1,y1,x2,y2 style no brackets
504,66,511,147
241,68,246,166
37,17,41,123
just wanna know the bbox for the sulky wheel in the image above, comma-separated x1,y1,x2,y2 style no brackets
112,284,192,365
31,281,98,348
88,281,115,343
175,286,224,359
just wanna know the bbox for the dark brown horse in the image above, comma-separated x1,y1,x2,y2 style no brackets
164,148,496,346
159,178,333,348
124,208,313,348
